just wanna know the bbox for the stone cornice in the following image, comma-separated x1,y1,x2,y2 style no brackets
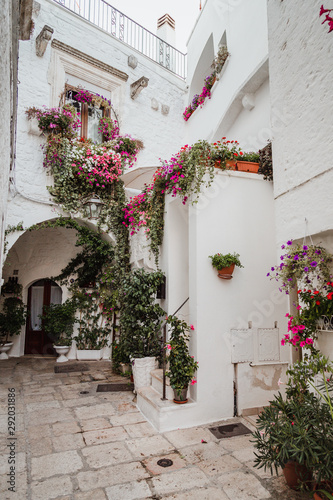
51,40,128,82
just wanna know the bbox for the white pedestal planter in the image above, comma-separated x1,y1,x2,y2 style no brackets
54,345,70,363
0,342,13,360
76,349,102,361
132,356,158,393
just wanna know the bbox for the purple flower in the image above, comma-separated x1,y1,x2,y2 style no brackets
266,273,270,277
287,240,293,246
271,267,275,271
280,256,284,260
315,250,321,255
294,255,299,261
281,244,285,249
304,267,309,272
310,261,317,267
303,245,308,250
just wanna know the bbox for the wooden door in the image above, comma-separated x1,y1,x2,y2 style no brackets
25,279,62,355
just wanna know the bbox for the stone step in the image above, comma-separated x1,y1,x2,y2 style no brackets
136,385,196,432
151,369,174,400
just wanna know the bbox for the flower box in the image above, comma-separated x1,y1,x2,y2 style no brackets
236,161,259,173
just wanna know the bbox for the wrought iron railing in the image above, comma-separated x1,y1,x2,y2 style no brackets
53,0,187,79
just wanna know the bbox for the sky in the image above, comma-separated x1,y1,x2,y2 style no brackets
104,0,206,53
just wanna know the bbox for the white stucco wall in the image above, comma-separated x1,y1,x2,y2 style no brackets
0,0,13,282
184,0,270,146
268,0,333,244
156,171,289,425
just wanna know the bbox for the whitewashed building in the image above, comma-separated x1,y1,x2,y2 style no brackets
6,0,329,431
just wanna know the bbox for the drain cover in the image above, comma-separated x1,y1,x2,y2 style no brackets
157,458,173,468
96,383,134,392
79,391,89,395
209,422,251,439
54,363,89,373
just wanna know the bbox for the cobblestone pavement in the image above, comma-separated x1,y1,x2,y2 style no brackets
0,358,309,499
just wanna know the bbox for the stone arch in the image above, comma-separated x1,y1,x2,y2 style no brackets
2,216,116,357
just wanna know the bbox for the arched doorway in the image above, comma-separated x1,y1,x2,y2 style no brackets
25,279,62,355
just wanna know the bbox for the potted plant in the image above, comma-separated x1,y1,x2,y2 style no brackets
165,315,198,403
210,138,242,170
40,299,77,362
119,268,165,392
236,151,260,173
252,357,333,492
0,297,27,359
74,290,112,360
268,241,333,293
209,252,243,279
258,142,273,181
1,279,23,296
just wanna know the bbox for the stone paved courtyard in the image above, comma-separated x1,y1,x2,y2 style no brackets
0,358,309,499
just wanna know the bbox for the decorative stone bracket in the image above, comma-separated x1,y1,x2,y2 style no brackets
130,76,149,100
36,25,54,57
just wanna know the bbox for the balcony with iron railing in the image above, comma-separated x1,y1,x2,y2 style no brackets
53,0,187,79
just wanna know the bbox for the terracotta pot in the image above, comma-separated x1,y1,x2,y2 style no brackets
214,160,237,170
173,386,188,404
217,263,235,280
282,461,312,490
236,161,259,173
313,482,333,500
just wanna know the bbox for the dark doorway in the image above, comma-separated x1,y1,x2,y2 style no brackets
25,279,62,355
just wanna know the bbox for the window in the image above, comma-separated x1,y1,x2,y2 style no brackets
64,85,111,142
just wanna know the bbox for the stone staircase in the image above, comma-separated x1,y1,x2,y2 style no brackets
136,368,197,432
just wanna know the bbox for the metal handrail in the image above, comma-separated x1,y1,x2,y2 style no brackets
52,0,187,79
161,297,189,400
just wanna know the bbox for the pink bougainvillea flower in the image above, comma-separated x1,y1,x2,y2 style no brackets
190,325,195,330
191,379,197,385
320,4,331,16
300,341,306,347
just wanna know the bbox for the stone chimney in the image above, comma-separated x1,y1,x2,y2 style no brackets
157,14,176,47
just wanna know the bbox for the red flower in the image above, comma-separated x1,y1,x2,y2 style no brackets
316,300,321,305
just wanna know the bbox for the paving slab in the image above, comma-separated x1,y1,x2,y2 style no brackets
123,421,157,438
110,411,146,426
74,488,107,500
143,452,187,475
151,467,209,496
179,441,227,464
74,403,116,420
52,432,85,452
76,461,149,491
80,417,113,432
197,453,243,476
164,427,215,448
82,441,133,468
126,434,175,458
105,479,152,500
82,426,129,446
31,450,83,480
30,475,73,500
217,470,271,499
166,486,229,500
